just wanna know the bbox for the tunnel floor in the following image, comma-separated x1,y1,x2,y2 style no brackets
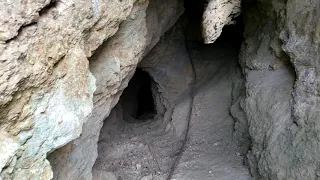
171,41,251,180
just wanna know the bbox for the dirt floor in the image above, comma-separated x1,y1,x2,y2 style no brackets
170,41,251,180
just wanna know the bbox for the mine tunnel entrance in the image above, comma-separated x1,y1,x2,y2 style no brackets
92,16,247,179
120,68,156,122
48,0,250,179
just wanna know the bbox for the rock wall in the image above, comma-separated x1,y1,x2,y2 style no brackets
0,0,183,179
232,0,320,179
0,0,137,179
47,0,184,180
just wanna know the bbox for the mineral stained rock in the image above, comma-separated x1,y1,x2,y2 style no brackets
1,0,147,179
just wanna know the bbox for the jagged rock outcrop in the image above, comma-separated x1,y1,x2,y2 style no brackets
202,0,241,44
232,0,320,179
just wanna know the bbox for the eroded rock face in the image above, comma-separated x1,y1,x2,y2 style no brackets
0,0,52,42
1,0,184,178
0,0,143,179
202,0,241,44
233,0,320,179
47,0,184,179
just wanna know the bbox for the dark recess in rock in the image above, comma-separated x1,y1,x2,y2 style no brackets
120,68,156,122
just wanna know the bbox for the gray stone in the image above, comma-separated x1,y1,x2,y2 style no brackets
232,0,320,179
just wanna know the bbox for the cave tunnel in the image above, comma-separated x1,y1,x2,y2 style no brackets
91,1,247,178
120,68,156,122
48,0,249,179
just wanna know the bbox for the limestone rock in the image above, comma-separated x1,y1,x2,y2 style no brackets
0,0,141,179
0,132,19,172
0,0,52,42
202,0,241,44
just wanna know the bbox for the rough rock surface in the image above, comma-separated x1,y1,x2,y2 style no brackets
0,0,162,179
232,0,320,179
0,0,52,42
202,0,241,44
47,0,184,180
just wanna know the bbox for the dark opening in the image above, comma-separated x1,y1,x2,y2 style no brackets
135,69,155,118
120,68,156,121
183,0,207,41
